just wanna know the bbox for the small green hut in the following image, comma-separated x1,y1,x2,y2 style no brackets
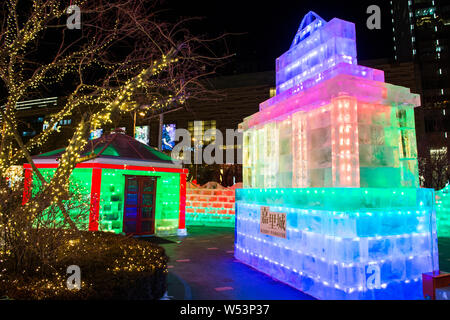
23,132,187,236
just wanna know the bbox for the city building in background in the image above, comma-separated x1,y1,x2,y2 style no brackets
389,0,450,103
1,97,59,141
388,0,450,188
154,71,274,148
145,71,275,185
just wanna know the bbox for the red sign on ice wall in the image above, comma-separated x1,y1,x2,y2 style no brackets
259,206,287,239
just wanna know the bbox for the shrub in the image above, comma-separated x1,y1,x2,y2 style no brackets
0,231,168,300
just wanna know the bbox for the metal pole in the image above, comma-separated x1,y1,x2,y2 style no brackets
133,111,136,138
158,113,163,151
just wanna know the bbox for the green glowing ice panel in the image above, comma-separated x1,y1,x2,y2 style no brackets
186,210,235,228
436,184,450,238
31,168,93,229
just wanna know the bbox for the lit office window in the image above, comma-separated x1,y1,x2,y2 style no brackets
54,119,72,126
431,147,447,160
270,88,276,98
188,120,217,145
415,7,436,17
22,131,36,137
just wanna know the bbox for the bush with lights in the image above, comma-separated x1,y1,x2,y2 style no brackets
0,228,168,300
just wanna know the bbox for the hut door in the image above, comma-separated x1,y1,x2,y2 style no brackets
123,176,157,235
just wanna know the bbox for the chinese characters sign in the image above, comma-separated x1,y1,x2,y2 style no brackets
260,206,287,239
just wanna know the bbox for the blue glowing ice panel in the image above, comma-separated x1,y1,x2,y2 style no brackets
234,188,438,300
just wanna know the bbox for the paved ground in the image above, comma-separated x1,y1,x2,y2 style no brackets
159,226,314,300
153,227,450,300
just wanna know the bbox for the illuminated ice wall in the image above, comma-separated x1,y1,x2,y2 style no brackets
436,184,450,238
235,12,438,300
30,168,181,235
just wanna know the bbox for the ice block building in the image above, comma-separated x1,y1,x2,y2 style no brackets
23,132,188,236
436,184,450,238
235,12,439,300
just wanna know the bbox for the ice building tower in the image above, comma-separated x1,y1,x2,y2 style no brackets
436,184,450,238
235,12,439,300
242,12,420,188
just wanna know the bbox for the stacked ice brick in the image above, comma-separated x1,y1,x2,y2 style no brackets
235,12,438,300
186,187,235,227
235,188,438,299
436,184,450,237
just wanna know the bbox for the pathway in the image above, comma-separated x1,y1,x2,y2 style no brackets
159,226,314,300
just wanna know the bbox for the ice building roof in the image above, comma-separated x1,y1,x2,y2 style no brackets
273,12,385,102
33,132,181,168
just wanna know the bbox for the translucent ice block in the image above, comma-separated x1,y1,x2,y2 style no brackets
235,187,438,300
436,184,450,237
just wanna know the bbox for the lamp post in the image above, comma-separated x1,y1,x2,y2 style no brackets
158,113,163,151
133,110,137,138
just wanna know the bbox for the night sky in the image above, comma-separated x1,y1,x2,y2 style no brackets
166,0,393,73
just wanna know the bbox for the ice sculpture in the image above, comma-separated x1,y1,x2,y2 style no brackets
235,12,439,300
436,184,450,237
24,133,187,236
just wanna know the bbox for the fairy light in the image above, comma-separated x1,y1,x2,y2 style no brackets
0,2,187,206
0,1,197,298
0,229,168,299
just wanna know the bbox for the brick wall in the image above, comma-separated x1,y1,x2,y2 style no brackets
186,188,235,227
